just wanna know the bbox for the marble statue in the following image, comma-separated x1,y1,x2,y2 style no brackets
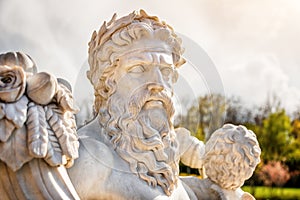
182,124,261,200
0,52,80,199
68,9,205,199
0,10,261,200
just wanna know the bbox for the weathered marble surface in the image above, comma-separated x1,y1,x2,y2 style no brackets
0,10,261,200
0,52,80,199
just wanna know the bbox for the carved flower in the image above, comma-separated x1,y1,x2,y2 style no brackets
0,65,26,102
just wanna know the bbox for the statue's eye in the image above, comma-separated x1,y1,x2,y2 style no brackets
160,66,173,82
128,65,145,73
160,67,172,77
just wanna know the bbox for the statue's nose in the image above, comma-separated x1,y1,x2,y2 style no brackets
147,67,165,93
147,83,164,93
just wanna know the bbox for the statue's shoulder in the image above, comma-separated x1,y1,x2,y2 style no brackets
67,118,114,196
78,119,114,166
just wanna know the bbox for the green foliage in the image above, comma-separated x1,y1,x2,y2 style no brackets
291,119,300,139
242,186,300,200
286,119,300,171
177,93,300,188
260,109,292,162
286,138,300,165
191,127,205,141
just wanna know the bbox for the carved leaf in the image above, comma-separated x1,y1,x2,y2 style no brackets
44,123,65,166
55,84,79,113
44,104,79,166
0,119,15,142
0,96,28,142
0,126,32,171
5,96,28,128
26,102,48,158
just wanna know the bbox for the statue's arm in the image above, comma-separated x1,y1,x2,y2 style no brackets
175,127,205,169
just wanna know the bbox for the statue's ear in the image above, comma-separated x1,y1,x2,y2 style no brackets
57,78,72,92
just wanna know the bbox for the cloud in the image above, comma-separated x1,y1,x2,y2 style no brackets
0,0,300,113
0,0,81,84
193,0,300,112
222,55,300,112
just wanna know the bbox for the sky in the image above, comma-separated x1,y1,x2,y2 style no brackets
1,0,300,116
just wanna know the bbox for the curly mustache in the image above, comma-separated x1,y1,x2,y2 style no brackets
99,84,175,146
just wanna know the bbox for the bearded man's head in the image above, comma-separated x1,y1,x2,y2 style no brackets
87,10,185,196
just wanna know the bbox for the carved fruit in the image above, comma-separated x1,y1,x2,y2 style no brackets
0,65,26,102
26,72,58,105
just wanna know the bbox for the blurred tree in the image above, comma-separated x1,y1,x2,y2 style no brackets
260,109,292,162
291,105,300,121
198,93,226,141
176,93,226,141
176,93,300,185
291,119,300,139
285,119,300,171
253,93,281,126
184,104,199,134
225,95,254,125
224,95,242,124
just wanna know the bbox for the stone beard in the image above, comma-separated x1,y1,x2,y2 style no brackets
98,85,179,196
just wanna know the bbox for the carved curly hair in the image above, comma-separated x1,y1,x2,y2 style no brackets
204,124,261,190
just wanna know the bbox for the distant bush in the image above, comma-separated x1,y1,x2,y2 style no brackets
258,161,290,187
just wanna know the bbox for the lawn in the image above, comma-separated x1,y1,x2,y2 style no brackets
242,186,300,200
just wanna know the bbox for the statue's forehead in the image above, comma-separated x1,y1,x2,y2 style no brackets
119,50,174,66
